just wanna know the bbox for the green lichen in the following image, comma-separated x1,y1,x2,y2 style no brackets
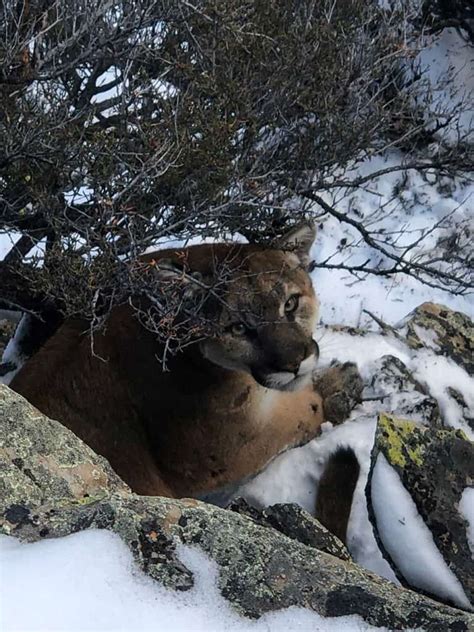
59,493,109,507
378,414,425,467
374,410,474,607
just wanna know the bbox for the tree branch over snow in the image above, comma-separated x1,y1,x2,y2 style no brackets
303,192,473,295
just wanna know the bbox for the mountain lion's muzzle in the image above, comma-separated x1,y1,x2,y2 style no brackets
252,327,319,391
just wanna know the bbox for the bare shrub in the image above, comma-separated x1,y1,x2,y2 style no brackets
1,0,472,357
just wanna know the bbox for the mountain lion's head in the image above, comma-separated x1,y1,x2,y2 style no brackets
156,223,319,392
149,223,320,391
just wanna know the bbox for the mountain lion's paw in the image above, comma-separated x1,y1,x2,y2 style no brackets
314,362,364,424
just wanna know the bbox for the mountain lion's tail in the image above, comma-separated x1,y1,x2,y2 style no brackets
315,446,360,544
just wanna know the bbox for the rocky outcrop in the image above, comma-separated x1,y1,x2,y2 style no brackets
228,497,351,561
367,413,474,609
1,384,473,630
400,302,473,375
366,354,441,426
363,303,473,435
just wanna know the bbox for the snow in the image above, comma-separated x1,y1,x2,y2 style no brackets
0,529,388,632
314,327,474,441
459,487,474,556
316,329,411,374
0,232,22,260
0,230,46,266
311,152,473,328
91,67,122,105
410,324,440,351
417,28,474,142
144,231,248,253
409,350,474,439
370,453,472,610
307,25,474,327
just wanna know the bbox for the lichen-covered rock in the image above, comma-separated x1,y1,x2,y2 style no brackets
1,385,474,629
366,355,441,426
400,303,473,375
228,498,351,561
0,382,128,512
0,384,194,590
367,413,474,609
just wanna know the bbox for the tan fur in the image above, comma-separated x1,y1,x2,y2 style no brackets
11,236,343,498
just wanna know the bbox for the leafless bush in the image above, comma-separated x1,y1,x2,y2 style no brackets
0,0,472,354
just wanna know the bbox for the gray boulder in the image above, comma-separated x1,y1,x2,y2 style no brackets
228,497,351,561
366,413,474,610
400,302,473,375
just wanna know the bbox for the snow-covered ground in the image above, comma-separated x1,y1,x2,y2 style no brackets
0,530,388,632
459,488,474,555
313,150,473,327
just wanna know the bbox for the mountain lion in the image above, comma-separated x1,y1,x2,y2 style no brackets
10,223,363,498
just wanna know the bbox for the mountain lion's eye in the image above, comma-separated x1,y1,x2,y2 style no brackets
284,295,299,314
231,322,247,336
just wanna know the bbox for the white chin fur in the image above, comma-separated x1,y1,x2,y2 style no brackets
261,354,317,392
262,371,312,392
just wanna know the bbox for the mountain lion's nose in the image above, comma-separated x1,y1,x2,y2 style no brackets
278,340,319,375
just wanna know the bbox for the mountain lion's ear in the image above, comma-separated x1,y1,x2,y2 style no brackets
277,222,316,267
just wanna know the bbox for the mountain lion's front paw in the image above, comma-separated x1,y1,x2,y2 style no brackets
314,362,364,424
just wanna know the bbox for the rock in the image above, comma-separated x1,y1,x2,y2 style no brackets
0,384,193,590
1,385,473,630
0,381,129,507
447,387,474,432
366,355,441,426
367,413,474,609
364,304,473,434
400,303,473,375
228,498,351,561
